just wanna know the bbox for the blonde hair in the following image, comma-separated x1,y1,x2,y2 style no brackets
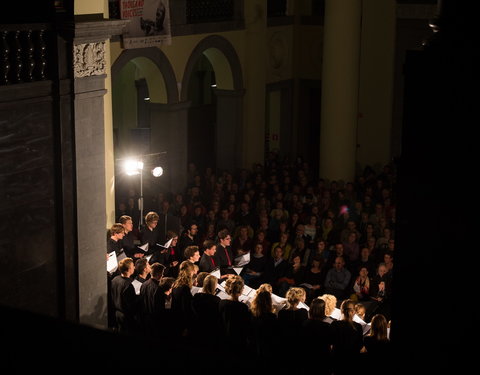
173,261,195,289
285,287,306,309
224,275,244,297
250,290,274,317
318,294,337,316
118,257,133,274
202,275,218,295
257,283,273,294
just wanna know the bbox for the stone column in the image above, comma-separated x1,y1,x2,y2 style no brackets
319,0,362,183
68,18,128,327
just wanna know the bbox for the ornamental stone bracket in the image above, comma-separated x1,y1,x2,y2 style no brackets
59,17,129,79
73,42,105,78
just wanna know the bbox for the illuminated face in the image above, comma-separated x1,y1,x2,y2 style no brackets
192,251,200,263
149,220,158,230
378,265,387,277
123,220,133,233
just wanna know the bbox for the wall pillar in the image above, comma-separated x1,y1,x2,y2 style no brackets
69,18,127,328
215,89,245,172
319,0,362,183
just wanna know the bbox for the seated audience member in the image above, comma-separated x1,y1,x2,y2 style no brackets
324,256,352,301
331,299,364,375
243,243,267,289
231,225,254,256
300,298,333,375
350,266,371,303
368,263,392,321
263,246,289,295
301,255,326,303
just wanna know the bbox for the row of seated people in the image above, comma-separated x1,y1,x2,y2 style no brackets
110,257,392,374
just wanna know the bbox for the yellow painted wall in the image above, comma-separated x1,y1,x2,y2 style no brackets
357,0,396,172
74,0,107,16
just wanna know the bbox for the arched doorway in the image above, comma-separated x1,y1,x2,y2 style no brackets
182,35,244,175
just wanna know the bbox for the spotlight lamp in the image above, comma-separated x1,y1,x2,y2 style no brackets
152,166,163,177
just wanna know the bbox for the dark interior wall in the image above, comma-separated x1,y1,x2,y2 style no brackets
0,83,59,316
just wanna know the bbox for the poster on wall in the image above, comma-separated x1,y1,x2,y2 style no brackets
120,0,171,49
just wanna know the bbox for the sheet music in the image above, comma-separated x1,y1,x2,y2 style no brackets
138,243,149,252
132,279,142,295
215,290,230,300
362,323,372,336
353,314,366,325
145,254,153,262
234,252,250,267
157,238,173,249
233,267,243,275
298,301,310,311
191,286,202,296
210,269,221,279
330,307,342,320
107,251,118,273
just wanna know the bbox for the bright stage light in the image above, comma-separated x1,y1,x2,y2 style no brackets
124,159,143,176
152,166,163,177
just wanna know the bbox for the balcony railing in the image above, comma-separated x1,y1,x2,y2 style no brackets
0,24,50,86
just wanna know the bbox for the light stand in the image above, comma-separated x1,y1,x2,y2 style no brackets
117,152,166,230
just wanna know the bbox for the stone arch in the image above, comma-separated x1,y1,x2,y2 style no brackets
112,47,179,104
181,35,243,102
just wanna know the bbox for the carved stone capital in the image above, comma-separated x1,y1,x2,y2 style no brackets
73,42,106,78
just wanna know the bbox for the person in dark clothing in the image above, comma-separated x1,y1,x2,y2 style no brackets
198,240,218,273
177,222,199,262
277,287,309,371
138,263,166,338
331,299,364,375
171,260,196,339
119,215,144,262
218,275,252,353
249,289,279,370
190,274,221,344
243,243,267,289
363,313,392,374
215,229,236,276
110,257,137,334
139,211,160,258
300,298,333,375
263,245,289,295
107,223,125,256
